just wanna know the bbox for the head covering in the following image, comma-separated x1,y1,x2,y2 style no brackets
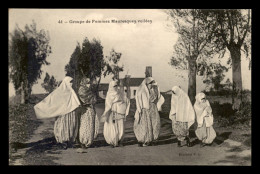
194,92,213,127
169,86,195,128
135,77,165,123
100,80,125,122
78,77,96,105
34,76,81,119
146,77,155,85
113,80,130,117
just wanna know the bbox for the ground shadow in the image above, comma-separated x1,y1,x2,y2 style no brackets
214,132,232,145
243,137,251,147
25,137,65,153
213,147,251,166
93,137,110,148
93,122,179,147
122,137,138,146
10,136,65,165
11,137,61,151
153,134,178,146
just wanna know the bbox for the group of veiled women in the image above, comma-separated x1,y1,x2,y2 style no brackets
34,75,216,152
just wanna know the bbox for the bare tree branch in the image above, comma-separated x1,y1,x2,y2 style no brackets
176,19,191,57
239,9,251,47
217,14,230,48
226,11,234,44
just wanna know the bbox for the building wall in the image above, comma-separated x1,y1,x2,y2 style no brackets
99,86,139,99
129,87,139,99
99,91,107,99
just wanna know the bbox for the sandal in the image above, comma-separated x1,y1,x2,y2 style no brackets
177,141,181,147
61,143,68,149
142,143,148,147
186,137,192,147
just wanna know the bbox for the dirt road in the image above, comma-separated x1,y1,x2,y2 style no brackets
9,103,251,165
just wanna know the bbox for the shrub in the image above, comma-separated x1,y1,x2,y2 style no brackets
211,101,235,118
9,103,42,144
233,100,251,125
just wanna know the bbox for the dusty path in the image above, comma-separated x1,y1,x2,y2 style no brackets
10,103,251,165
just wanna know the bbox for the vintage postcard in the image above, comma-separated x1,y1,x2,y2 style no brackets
8,9,251,165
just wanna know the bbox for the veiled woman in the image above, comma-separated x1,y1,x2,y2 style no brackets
134,77,165,147
34,76,81,149
77,77,99,150
101,80,130,148
169,86,195,147
194,92,216,147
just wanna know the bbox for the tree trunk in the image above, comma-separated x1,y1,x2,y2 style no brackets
188,59,197,105
25,83,32,104
229,45,243,110
20,82,25,104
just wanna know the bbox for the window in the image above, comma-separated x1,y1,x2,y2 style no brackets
134,90,136,96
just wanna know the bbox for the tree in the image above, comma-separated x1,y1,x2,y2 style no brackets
165,9,218,104
41,72,60,93
202,63,228,91
103,49,124,80
9,21,52,104
65,42,81,91
208,9,251,109
65,38,105,98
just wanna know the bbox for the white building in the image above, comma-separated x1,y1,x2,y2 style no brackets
98,77,145,99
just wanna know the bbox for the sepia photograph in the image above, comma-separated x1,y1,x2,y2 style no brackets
8,8,251,165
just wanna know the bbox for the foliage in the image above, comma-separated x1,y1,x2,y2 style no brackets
203,89,233,97
165,9,218,71
211,91,251,128
206,9,251,109
202,63,229,91
233,100,251,125
79,38,104,80
65,42,81,90
165,9,221,104
103,49,124,80
65,38,104,97
41,72,60,93
9,21,52,101
209,9,251,64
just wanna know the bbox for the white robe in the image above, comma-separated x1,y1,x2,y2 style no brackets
194,92,216,144
169,86,195,128
102,80,130,146
34,76,80,119
134,77,165,124
194,93,214,128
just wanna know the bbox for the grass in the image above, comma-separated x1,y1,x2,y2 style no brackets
9,94,47,164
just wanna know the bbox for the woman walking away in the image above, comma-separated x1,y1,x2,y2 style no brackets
34,76,81,149
169,86,195,147
101,80,130,148
77,77,99,151
194,92,216,147
134,77,165,147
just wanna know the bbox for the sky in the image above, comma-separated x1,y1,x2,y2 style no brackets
8,9,251,97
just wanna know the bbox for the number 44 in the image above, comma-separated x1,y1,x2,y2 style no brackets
58,20,63,24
